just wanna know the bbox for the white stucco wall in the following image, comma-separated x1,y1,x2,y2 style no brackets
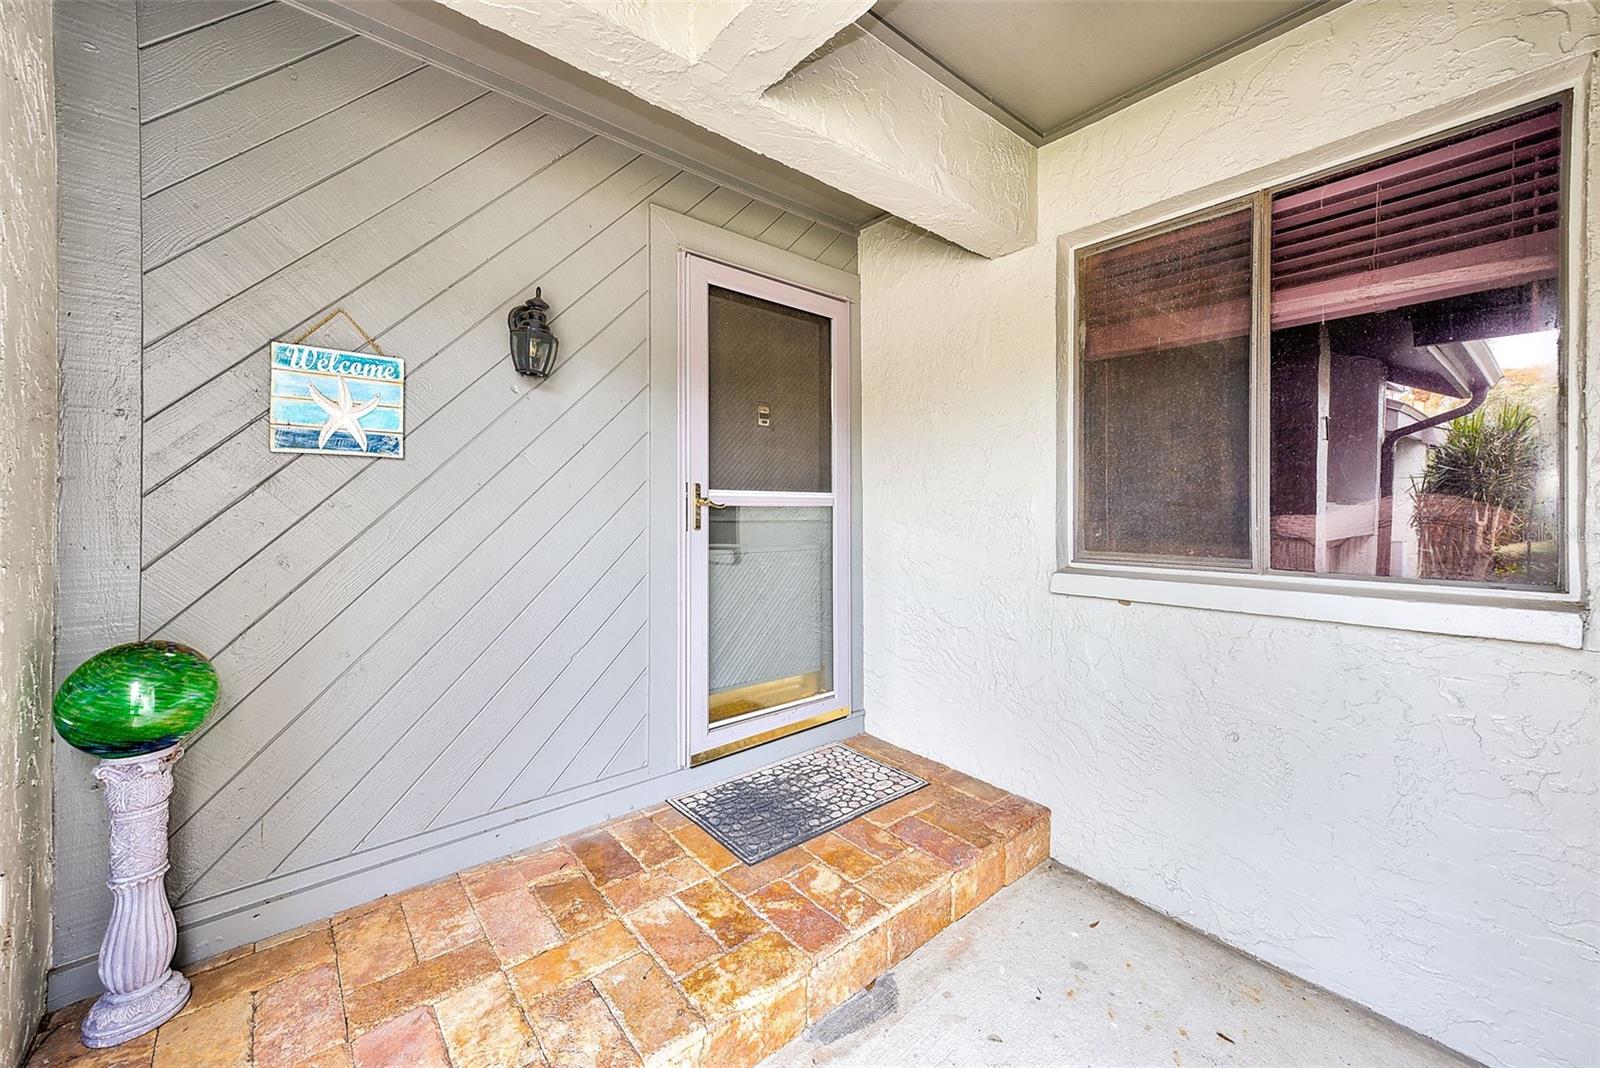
0,0,56,1061
859,3,1600,1067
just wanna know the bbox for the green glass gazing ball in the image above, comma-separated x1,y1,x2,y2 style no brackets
53,641,218,759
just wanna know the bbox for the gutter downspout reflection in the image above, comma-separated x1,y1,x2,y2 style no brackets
1375,381,1490,577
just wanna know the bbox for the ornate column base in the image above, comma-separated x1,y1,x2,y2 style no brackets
82,971,190,1048
80,745,191,1049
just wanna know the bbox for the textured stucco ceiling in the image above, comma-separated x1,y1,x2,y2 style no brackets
869,0,1335,140
426,0,1038,256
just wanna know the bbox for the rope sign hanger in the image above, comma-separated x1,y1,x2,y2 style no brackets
288,307,389,358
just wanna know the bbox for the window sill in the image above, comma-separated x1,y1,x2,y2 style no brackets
1050,568,1586,649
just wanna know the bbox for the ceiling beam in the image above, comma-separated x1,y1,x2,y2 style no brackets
434,0,1037,258
290,0,879,232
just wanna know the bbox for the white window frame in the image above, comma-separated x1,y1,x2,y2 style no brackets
1055,86,1588,649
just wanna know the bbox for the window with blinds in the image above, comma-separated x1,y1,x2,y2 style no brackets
1073,98,1567,592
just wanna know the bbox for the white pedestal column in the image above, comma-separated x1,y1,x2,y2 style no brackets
81,745,191,1048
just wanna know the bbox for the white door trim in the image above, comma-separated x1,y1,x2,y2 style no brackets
647,207,862,771
681,254,854,763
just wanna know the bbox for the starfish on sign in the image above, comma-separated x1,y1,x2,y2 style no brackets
307,378,379,450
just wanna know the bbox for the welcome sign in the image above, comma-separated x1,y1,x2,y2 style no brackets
269,342,404,457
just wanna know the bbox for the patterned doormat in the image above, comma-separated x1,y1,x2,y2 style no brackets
668,744,927,866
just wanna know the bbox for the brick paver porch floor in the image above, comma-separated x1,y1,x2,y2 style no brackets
27,735,1050,1068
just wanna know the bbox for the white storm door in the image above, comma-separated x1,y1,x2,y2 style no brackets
681,253,853,764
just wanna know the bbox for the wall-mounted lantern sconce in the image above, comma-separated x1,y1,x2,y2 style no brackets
508,288,559,377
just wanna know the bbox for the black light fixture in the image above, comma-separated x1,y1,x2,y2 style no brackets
508,288,559,377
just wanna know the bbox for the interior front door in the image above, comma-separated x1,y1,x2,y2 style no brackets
682,253,853,764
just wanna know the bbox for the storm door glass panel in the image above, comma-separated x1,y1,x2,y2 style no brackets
699,273,840,731
1077,208,1254,565
707,507,833,724
1268,101,1564,588
708,286,832,493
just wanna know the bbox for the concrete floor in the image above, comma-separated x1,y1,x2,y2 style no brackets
765,861,1473,1068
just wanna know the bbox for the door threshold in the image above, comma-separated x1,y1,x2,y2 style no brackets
690,706,850,766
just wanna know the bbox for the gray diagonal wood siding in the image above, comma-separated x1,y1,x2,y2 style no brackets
50,0,856,994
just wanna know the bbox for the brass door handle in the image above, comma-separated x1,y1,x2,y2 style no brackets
690,482,726,530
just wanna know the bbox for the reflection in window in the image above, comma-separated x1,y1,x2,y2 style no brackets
1268,103,1563,588
707,507,832,723
1077,209,1254,564
1069,100,1567,593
